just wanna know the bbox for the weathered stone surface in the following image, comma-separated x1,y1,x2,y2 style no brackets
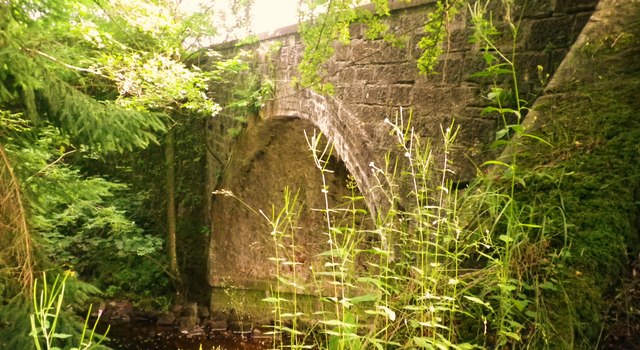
104,300,133,322
555,0,599,14
156,312,176,326
206,0,598,308
197,305,210,319
522,16,576,50
203,318,228,331
181,302,198,317
178,316,198,332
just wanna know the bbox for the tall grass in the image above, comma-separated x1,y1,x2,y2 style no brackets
264,1,567,349
30,272,109,350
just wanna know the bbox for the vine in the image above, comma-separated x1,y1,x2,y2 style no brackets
297,0,405,93
297,0,464,93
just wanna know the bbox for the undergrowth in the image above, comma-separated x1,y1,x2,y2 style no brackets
261,1,578,349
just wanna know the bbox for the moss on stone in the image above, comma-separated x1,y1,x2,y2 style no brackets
507,4,640,346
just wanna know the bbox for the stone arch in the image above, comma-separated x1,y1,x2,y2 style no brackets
263,88,390,218
207,112,359,289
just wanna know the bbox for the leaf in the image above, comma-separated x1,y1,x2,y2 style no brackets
509,123,524,134
350,294,378,304
499,234,513,243
512,298,529,311
500,330,522,341
521,133,553,146
483,52,496,65
481,106,503,115
463,296,492,309
262,297,288,303
319,319,355,327
377,305,396,321
498,283,516,292
412,336,434,348
491,139,510,148
539,281,557,291
482,160,510,168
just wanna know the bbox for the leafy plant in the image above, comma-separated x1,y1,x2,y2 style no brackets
417,0,464,74
30,273,109,350
260,2,569,349
297,0,405,93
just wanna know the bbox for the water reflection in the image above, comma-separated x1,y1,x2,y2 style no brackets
102,321,270,350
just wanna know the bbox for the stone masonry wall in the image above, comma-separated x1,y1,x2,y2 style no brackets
205,0,599,296
209,0,598,214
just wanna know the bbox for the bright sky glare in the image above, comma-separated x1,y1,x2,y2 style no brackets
250,0,299,33
179,0,300,39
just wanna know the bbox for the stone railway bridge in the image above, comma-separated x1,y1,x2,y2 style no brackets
204,0,600,310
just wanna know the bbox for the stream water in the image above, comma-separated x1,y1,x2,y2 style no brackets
101,321,270,350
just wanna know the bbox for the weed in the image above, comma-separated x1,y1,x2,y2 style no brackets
262,1,567,349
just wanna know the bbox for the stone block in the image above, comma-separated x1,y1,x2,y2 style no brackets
278,46,291,66
198,305,210,319
349,22,366,40
352,103,389,122
229,320,254,334
572,12,593,40
178,315,198,332
335,66,357,82
554,0,598,14
410,85,482,123
461,52,490,83
547,48,569,76
514,51,552,95
180,303,198,317
362,85,390,104
448,25,474,53
388,84,413,106
334,44,352,62
516,0,554,18
435,52,467,83
374,62,419,83
334,82,366,103
326,61,348,77
398,10,429,33
351,39,410,64
354,65,375,82
523,16,575,51
204,318,228,331
157,312,176,326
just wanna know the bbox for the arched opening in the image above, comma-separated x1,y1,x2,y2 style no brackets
207,116,362,290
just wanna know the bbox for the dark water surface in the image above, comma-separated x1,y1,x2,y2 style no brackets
101,321,270,350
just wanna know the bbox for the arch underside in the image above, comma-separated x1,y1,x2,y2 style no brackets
264,88,391,218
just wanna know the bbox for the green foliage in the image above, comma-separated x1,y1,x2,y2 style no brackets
1,273,106,350
0,0,239,319
263,106,563,349
297,0,404,93
1,125,166,300
0,4,167,153
30,273,109,350
260,2,595,349
417,0,463,75
508,24,640,345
